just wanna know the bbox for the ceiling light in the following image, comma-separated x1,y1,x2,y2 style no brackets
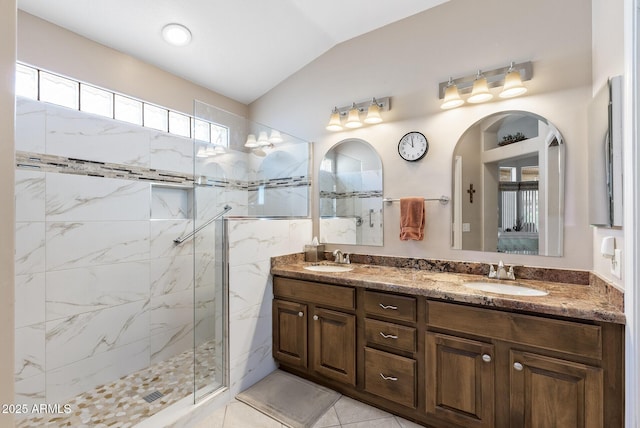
364,98,383,124
499,62,527,98
467,70,493,104
162,23,192,47
440,78,464,110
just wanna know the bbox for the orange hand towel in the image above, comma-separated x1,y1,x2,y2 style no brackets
400,197,425,241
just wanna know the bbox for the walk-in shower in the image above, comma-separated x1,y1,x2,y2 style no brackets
13,72,310,425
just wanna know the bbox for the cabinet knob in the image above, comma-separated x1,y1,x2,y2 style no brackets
379,303,398,310
513,362,524,371
313,315,319,321
482,354,492,363
298,311,304,317
379,373,398,381
379,332,398,340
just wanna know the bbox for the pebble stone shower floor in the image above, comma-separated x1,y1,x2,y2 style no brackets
16,341,217,428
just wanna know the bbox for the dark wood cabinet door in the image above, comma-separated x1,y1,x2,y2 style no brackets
272,299,307,368
426,332,495,428
312,307,356,386
510,350,603,428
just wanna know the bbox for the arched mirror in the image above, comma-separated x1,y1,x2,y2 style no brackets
319,139,383,246
451,111,564,256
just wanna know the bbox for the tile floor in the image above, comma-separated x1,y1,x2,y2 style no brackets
193,395,425,428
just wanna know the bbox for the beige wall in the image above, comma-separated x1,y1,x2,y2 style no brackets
251,0,594,270
17,11,248,118
1,0,16,426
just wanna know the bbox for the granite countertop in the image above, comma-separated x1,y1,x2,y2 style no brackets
271,256,625,325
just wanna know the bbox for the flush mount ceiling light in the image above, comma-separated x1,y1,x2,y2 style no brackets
162,23,192,46
325,97,390,132
438,61,532,109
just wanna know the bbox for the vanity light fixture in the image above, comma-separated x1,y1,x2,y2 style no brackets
257,131,271,146
325,97,391,131
269,130,283,143
438,61,532,109
467,70,493,104
364,98,383,124
499,62,527,98
441,77,464,110
345,103,363,128
244,134,258,148
161,23,192,47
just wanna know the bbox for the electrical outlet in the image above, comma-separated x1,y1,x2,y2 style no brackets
462,223,471,232
611,249,622,279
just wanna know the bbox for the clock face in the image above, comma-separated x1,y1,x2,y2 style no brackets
398,132,429,162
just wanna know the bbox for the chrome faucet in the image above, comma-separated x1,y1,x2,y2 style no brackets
333,249,350,264
489,260,517,280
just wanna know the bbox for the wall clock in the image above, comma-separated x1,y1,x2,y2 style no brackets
398,131,429,162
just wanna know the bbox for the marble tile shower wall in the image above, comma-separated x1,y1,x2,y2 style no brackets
13,98,310,407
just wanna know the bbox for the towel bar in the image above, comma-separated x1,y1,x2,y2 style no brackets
383,196,450,205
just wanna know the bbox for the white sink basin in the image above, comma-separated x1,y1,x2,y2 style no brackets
304,265,354,273
464,281,548,296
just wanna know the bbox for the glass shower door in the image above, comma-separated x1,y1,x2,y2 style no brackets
192,100,230,402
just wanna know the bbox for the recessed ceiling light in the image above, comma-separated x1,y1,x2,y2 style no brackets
162,23,192,47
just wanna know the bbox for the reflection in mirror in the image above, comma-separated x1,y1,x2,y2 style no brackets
451,111,564,256
319,139,383,246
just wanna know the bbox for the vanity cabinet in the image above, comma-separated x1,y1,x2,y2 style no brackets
425,332,495,428
427,300,620,428
362,290,418,409
272,275,623,428
273,277,356,386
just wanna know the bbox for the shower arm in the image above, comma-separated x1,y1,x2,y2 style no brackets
173,205,232,245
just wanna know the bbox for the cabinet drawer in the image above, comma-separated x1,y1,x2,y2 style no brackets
364,348,416,408
365,318,416,353
428,301,602,359
364,291,416,322
274,277,355,311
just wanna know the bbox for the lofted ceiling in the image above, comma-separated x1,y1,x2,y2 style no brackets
17,0,449,105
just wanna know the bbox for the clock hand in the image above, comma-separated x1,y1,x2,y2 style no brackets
410,136,414,148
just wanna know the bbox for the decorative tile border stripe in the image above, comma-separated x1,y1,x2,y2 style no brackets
16,151,310,191
319,190,383,199
247,176,311,191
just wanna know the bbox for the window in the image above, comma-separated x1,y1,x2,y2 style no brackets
143,103,168,132
114,94,143,126
40,71,79,109
80,84,113,118
16,63,38,99
15,62,228,145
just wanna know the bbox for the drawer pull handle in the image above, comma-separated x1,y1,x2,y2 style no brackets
379,303,398,310
298,311,304,317
482,354,491,363
379,332,398,340
313,315,319,321
513,362,524,371
379,373,398,381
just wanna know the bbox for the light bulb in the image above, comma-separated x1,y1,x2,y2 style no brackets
364,98,383,124
500,64,527,98
326,107,343,131
468,71,493,104
441,78,464,109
